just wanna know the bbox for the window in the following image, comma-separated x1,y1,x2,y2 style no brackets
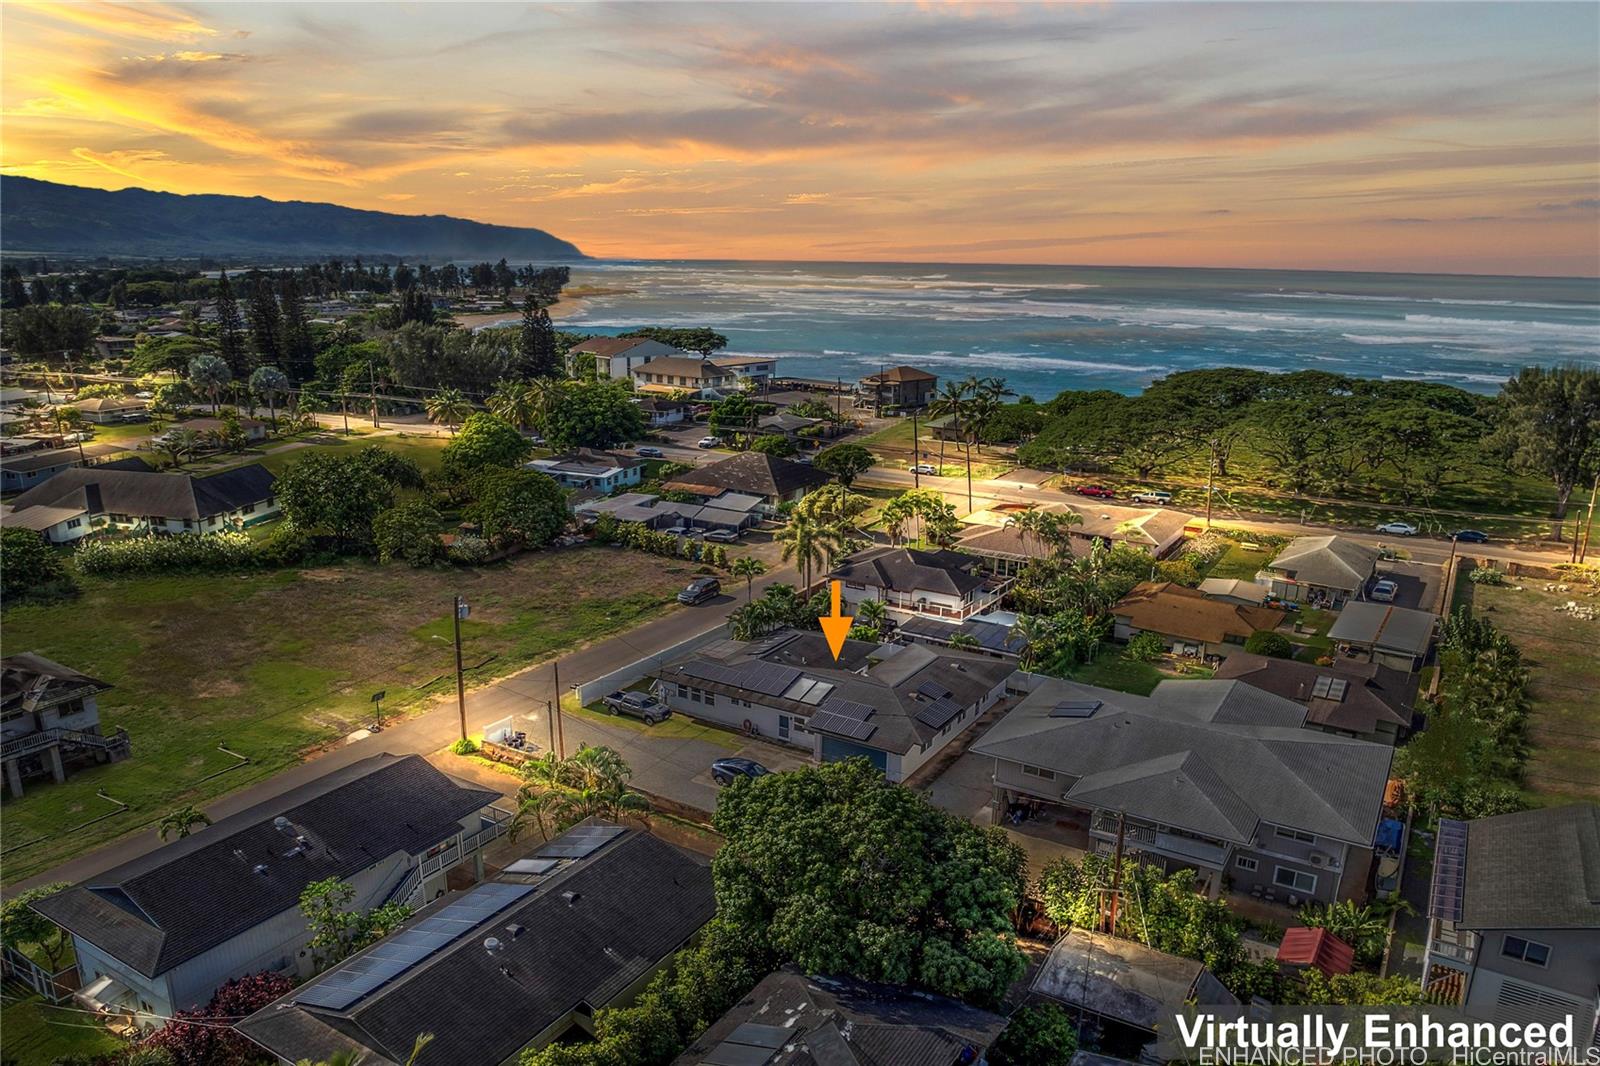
1020,764,1056,780
778,715,790,740
677,684,688,699
1273,866,1317,894
183,519,193,530
65,518,81,529
207,516,217,526
703,692,716,707
1501,936,1550,967
242,503,255,515
1275,827,1316,844
1235,856,1259,872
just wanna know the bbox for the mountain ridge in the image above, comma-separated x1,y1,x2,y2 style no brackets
0,176,586,261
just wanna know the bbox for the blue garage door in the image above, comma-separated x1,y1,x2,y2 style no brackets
819,736,887,772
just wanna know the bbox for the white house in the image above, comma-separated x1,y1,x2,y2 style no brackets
654,630,1015,782
33,755,508,1027
2,463,280,544
567,336,682,379
1,654,128,798
526,450,645,493
830,546,1011,623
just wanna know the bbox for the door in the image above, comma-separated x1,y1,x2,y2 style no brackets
777,714,791,741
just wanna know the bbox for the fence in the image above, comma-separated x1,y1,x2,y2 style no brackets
2,945,77,1004
573,625,733,707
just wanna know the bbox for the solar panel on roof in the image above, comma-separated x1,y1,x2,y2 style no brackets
1327,679,1348,701
727,1023,788,1049
505,857,560,875
917,680,954,701
821,698,875,721
807,710,878,742
915,697,962,730
1050,699,1102,718
702,1043,776,1066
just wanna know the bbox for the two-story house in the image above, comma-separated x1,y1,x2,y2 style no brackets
970,677,1394,904
33,754,508,1026
629,356,741,397
858,365,938,410
567,336,683,379
831,546,1011,624
654,630,1014,782
1212,651,1416,744
1,654,128,798
663,452,828,509
1422,805,1599,1043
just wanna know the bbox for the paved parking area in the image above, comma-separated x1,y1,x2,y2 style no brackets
1374,560,1442,612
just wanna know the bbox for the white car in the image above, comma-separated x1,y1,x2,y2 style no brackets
134,390,153,399
696,436,722,449
1375,521,1419,536
1131,490,1173,505
703,529,740,543
911,463,937,475
1371,579,1399,603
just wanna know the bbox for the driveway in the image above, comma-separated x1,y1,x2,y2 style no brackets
1373,560,1442,612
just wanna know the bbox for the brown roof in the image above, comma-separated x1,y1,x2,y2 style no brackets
862,365,936,383
957,523,1092,561
632,356,732,381
1212,651,1414,736
175,416,268,431
1115,581,1286,645
74,396,147,413
568,336,661,359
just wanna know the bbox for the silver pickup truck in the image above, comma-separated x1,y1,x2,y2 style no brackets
601,691,672,725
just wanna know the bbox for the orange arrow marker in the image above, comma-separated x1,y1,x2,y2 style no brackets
819,579,855,661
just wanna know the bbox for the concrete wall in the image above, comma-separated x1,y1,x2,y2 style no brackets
574,626,732,707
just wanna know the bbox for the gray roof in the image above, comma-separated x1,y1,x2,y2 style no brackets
240,825,714,1066
1460,804,1600,930
33,755,497,979
831,546,989,597
1032,929,1237,1032
1267,535,1379,592
1,447,82,474
657,630,1014,756
9,463,276,523
971,678,1393,846
2,653,111,715
1327,602,1437,656
1212,652,1413,736
674,964,1008,1066
665,452,828,500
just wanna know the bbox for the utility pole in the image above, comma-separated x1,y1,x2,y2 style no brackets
1203,451,1216,529
1104,810,1127,935
835,377,842,424
875,362,885,418
452,596,468,741
1579,470,1599,565
369,360,380,428
341,392,350,435
551,656,566,758
911,409,920,488
543,699,556,755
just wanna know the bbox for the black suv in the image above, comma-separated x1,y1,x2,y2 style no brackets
678,577,721,605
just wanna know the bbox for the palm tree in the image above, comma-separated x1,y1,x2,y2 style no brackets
948,633,981,650
250,365,291,429
159,427,201,468
487,379,537,432
927,379,970,474
730,556,767,603
856,596,888,633
776,511,841,592
158,805,212,841
187,353,232,414
425,387,473,434
1013,614,1056,671
1041,510,1084,558
528,377,567,437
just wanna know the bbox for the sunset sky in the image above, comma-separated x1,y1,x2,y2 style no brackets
2,1,1597,275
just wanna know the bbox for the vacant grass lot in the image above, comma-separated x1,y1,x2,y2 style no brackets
0,546,691,883
0,996,124,1065
1457,579,1600,805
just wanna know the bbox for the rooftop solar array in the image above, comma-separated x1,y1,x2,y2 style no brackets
917,680,954,701
806,710,878,742
781,676,836,705
819,697,876,722
504,857,560,875
915,697,964,730
702,1021,788,1066
679,660,805,699
535,823,625,860
292,881,537,1012
1430,818,1469,922
1050,699,1103,718
1311,676,1350,702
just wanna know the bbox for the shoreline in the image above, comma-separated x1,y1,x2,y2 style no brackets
454,285,636,329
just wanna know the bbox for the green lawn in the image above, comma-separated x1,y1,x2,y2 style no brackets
1203,540,1276,581
0,995,125,1066
0,545,693,883
1455,579,1600,805
569,698,744,750
195,431,450,478
1052,646,1214,696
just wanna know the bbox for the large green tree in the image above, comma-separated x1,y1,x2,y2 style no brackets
276,450,400,550
6,304,94,358
619,326,728,354
1,882,72,971
518,294,561,378
0,527,75,602
711,759,1029,1007
543,379,645,451
1494,364,1600,543
442,412,532,479
814,443,875,486
214,269,247,375
465,468,570,548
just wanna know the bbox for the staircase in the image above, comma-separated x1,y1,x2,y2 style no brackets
1,727,131,761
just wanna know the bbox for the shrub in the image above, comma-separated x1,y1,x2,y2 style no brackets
0,527,76,602
448,534,492,565
450,738,478,755
253,519,310,568
1468,565,1504,585
1244,629,1294,658
989,1003,1078,1066
75,532,256,576
1125,630,1166,662
1154,558,1202,587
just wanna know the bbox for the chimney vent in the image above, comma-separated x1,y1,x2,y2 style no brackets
484,937,503,954
562,891,581,906
273,816,291,832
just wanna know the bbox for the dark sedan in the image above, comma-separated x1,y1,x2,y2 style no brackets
1452,529,1490,543
711,757,770,785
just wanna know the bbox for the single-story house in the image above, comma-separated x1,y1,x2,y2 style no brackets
3,463,280,543
34,755,505,1026
858,365,938,410
1422,805,1600,1037
525,449,645,493
170,416,271,443
238,822,714,1066
1261,535,1380,607
630,356,742,396
574,491,760,534
635,397,693,427
1112,581,1286,659
1327,602,1437,672
568,336,682,379
971,676,1395,904
1032,929,1237,1054
675,964,1008,1066
73,396,149,424
832,545,1011,623
0,436,59,456
1212,651,1415,744
663,451,828,507
93,336,138,359
957,502,1190,575
654,630,1015,782
2,653,127,798
755,410,839,444
1197,577,1269,606
0,447,82,493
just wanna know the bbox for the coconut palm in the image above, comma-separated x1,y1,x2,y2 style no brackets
528,377,568,437
487,379,538,432
425,387,473,434
856,596,888,633
948,633,981,650
730,556,767,603
159,427,201,468
158,804,212,841
927,379,970,473
775,511,841,592
249,365,291,429
187,353,232,414
1041,510,1084,557
1013,613,1056,671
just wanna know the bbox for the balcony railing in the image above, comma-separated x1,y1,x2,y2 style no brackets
1,727,130,761
1090,811,1228,867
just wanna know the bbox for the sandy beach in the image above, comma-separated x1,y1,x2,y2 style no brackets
452,285,637,329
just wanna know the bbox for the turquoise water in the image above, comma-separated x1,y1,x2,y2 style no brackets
556,260,1599,398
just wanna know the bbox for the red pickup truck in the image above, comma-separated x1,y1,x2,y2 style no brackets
1075,484,1116,499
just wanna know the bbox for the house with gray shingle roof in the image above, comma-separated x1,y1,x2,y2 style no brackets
1422,805,1599,1039
2,463,279,543
831,545,1011,623
970,676,1394,905
1262,534,1380,606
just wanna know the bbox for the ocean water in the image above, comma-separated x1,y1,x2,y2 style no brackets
554,260,1600,399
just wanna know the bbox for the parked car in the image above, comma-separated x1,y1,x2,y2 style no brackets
637,446,665,458
711,757,770,785
697,436,722,448
703,529,740,543
134,390,153,399
1452,529,1490,543
1375,521,1419,536
1130,490,1173,505
602,690,671,725
791,454,813,465
1076,484,1116,499
1370,579,1399,603
662,525,698,538
678,577,721,605
911,463,937,475
63,432,92,442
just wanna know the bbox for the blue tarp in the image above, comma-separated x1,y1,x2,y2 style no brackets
1375,818,1404,853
